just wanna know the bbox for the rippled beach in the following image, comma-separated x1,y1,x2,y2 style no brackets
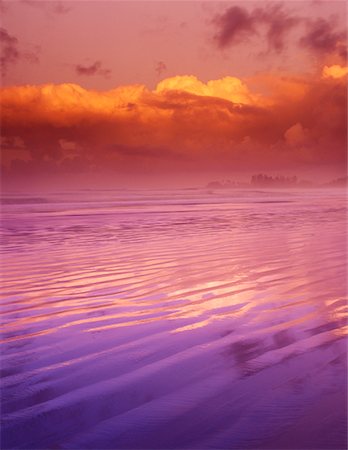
1,188,347,449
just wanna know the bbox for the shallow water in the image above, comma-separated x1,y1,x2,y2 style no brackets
1,188,347,449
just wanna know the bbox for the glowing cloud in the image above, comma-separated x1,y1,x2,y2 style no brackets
1,70,346,181
322,65,348,79
155,75,257,104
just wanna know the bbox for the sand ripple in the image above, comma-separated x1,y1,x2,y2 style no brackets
1,188,347,449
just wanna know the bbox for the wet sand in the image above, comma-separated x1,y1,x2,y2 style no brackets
1,188,347,449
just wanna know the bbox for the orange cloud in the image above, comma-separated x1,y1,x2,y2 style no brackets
284,123,308,146
155,75,258,105
322,64,348,79
1,71,346,182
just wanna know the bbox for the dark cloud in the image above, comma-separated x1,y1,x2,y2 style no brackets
257,5,301,52
0,28,20,76
0,28,39,76
213,4,301,53
299,18,347,60
213,4,347,60
155,61,167,77
75,61,111,78
213,6,256,48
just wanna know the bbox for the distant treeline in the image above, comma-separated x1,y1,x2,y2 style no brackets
251,174,300,187
207,174,308,189
206,175,347,189
324,177,348,187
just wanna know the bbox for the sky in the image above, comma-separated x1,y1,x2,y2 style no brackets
1,0,347,188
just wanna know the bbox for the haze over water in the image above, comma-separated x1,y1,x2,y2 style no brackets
1,188,347,449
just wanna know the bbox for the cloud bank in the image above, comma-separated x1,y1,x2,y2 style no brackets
1,67,347,183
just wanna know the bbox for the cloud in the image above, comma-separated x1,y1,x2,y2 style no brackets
259,5,301,53
75,61,111,78
213,6,256,48
299,17,347,60
0,71,346,180
155,75,259,105
0,28,20,76
213,4,301,52
155,61,167,77
322,64,348,79
212,4,347,61
284,123,308,146
0,28,39,76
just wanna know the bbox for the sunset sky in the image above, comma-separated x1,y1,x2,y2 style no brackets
1,0,347,188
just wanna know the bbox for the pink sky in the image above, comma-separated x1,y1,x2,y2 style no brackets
1,1,347,187
2,0,346,88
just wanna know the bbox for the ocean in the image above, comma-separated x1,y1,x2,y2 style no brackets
1,188,347,449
